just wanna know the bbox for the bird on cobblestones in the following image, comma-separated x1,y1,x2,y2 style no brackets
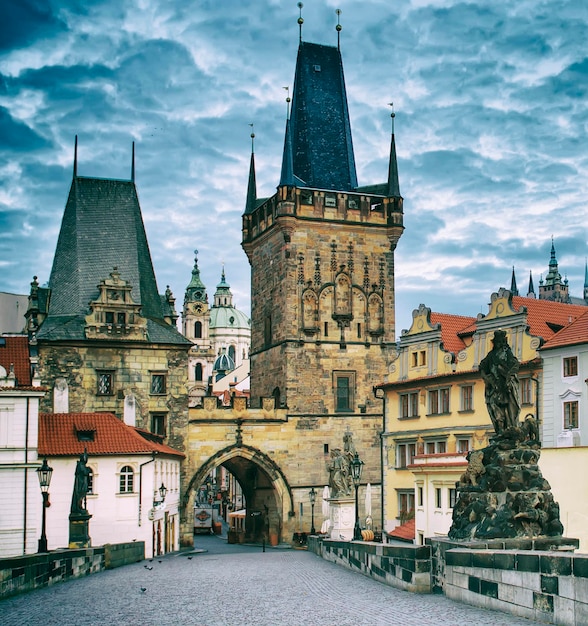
140,587,147,593
158,560,162,563
187,556,192,560
144,565,153,570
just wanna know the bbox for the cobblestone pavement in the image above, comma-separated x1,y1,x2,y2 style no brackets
2,535,542,626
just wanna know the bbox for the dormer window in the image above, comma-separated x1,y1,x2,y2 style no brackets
76,429,95,442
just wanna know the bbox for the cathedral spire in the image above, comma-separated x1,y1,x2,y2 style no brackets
386,104,401,198
184,249,207,304
244,127,257,214
510,266,519,296
527,270,536,298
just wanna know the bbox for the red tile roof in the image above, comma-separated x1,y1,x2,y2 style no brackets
38,412,185,458
430,313,476,354
541,309,588,350
0,335,32,386
386,517,415,543
511,296,587,341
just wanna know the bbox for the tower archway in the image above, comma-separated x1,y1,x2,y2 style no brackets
181,444,294,546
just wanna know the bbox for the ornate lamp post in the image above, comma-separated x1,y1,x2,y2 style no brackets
350,452,364,541
36,458,53,553
154,483,167,508
308,487,316,534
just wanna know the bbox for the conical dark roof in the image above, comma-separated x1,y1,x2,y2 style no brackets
39,175,188,344
287,42,357,191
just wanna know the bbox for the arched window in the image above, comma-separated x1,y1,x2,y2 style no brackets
228,345,236,362
119,466,134,493
195,321,202,339
195,363,203,382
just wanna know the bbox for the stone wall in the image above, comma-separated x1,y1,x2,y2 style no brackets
308,536,431,593
0,542,144,599
444,547,588,625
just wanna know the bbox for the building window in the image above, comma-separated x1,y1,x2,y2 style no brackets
334,371,355,412
264,315,272,347
105,311,115,324
398,490,415,522
428,388,449,415
425,439,447,454
97,371,114,396
435,488,442,509
410,350,426,368
324,321,329,337
325,194,337,207
449,488,457,509
228,345,236,362
411,352,418,367
151,373,167,395
457,438,471,453
400,392,419,418
396,442,417,468
564,401,579,429
87,469,94,495
419,350,426,366
520,378,533,405
563,357,578,378
151,413,167,437
418,486,423,507
117,312,126,325
195,321,202,339
195,363,203,382
460,385,473,411
119,466,134,493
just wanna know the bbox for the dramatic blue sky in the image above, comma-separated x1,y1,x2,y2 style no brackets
1,0,587,336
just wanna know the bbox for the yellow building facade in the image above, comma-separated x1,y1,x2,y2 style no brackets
379,289,588,542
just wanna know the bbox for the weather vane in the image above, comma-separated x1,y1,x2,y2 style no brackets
388,102,395,133
336,9,342,49
298,3,304,42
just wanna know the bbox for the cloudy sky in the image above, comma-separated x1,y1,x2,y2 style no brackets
1,0,587,337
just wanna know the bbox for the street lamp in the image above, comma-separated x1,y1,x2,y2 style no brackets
36,458,53,553
308,487,316,534
154,483,167,508
350,452,364,541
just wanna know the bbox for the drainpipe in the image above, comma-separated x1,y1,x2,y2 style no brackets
374,386,386,533
531,376,540,440
23,397,30,553
139,453,157,526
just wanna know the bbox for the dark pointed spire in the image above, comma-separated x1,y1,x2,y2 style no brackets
73,135,78,178
386,104,401,197
244,127,257,214
527,270,536,298
549,236,557,271
510,266,519,296
131,141,135,182
297,2,304,42
336,9,342,50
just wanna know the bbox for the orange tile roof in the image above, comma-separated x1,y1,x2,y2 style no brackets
0,335,32,386
541,309,588,350
511,296,587,341
386,517,415,542
38,412,185,458
430,313,477,354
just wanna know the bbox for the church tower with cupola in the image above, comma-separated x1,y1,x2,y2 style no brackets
241,16,404,414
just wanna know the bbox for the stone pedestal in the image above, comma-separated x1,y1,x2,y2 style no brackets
328,497,355,541
69,513,92,548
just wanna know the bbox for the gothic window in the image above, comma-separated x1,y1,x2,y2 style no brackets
119,466,134,493
96,371,114,396
367,293,383,334
195,363,203,382
195,321,203,339
302,289,318,332
150,374,167,395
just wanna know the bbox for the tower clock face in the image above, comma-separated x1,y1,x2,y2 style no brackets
194,303,204,314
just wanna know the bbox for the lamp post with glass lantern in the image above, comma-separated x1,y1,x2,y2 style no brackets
37,458,53,553
350,452,364,541
309,487,316,534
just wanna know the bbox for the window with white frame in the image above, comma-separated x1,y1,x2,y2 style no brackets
563,356,578,378
119,465,134,493
400,391,419,418
396,442,417,468
428,387,449,415
520,378,533,405
564,401,579,429
456,437,471,453
449,488,457,509
87,468,94,495
460,384,473,411
435,487,442,509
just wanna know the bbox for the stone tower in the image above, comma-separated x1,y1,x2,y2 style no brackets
242,40,404,414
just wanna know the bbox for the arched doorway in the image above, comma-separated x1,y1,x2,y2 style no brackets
181,445,294,547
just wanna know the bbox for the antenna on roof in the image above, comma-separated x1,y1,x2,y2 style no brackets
73,135,78,177
131,142,135,182
297,2,304,42
336,9,342,50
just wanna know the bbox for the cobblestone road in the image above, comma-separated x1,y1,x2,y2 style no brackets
2,535,542,626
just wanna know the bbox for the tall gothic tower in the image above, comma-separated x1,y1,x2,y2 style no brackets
242,38,404,414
